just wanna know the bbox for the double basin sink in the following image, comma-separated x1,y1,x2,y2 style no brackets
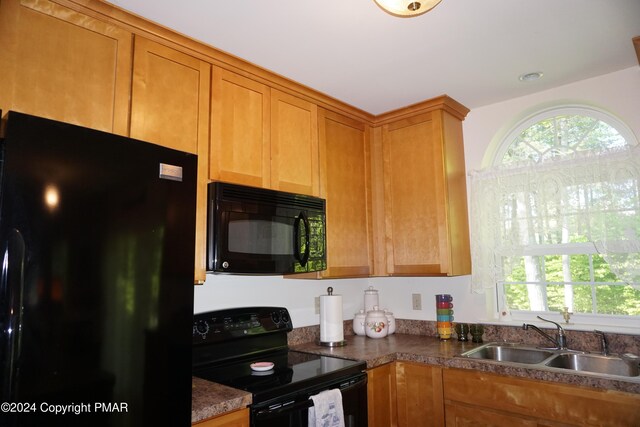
459,343,640,378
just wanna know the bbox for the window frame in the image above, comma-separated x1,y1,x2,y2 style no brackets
493,105,637,167
488,104,639,331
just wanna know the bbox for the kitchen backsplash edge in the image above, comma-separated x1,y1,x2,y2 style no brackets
287,319,639,355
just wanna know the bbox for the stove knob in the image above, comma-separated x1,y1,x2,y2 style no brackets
222,261,229,269
280,311,290,323
195,320,209,337
271,312,281,324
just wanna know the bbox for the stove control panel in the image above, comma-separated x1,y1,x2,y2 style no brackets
192,306,293,343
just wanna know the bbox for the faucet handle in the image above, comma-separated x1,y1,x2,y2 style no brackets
536,316,568,350
594,330,609,356
536,316,565,334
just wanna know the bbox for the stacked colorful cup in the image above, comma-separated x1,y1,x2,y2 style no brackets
435,294,454,340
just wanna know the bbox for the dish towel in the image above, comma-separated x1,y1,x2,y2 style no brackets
308,388,345,427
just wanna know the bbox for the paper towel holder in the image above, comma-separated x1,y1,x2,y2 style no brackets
318,287,347,347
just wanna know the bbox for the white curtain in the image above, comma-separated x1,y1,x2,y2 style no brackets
469,146,640,293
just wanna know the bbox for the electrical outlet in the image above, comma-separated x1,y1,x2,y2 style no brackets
412,293,422,310
315,296,320,314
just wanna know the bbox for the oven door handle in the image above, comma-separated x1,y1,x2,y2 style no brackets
254,398,313,419
254,375,367,419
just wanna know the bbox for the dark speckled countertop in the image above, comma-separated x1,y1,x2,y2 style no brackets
291,334,640,394
292,333,480,368
192,332,639,423
191,377,252,424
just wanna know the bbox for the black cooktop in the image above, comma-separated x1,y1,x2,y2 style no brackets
193,349,365,404
192,307,366,405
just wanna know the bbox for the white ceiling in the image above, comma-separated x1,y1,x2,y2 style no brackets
108,0,640,115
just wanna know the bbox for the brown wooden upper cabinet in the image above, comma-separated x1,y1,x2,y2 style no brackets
378,102,471,276
210,67,271,188
270,89,319,196
318,109,373,278
130,36,211,284
210,69,320,196
0,0,131,135
1,0,473,282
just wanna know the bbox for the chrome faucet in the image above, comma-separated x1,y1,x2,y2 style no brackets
594,330,609,356
523,316,567,350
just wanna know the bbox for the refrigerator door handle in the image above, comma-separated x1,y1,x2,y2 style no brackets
0,229,25,400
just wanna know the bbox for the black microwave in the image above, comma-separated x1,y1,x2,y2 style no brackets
206,182,327,274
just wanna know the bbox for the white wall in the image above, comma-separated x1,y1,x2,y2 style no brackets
367,276,488,323
194,275,370,327
193,274,489,327
463,66,640,171
194,66,640,328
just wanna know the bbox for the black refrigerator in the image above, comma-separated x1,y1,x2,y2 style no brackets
0,112,197,426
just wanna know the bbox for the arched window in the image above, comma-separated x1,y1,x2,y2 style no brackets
470,106,640,324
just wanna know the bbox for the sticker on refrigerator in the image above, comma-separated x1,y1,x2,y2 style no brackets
159,163,183,182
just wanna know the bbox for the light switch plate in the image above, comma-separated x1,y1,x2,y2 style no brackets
315,296,320,314
412,293,422,310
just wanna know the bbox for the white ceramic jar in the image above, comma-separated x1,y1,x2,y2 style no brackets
384,309,396,335
364,286,379,313
353,310,366,336
365,306,388,339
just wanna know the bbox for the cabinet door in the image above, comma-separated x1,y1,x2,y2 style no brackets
130,36,210,154
130,36,211,283
382,111,446,275
318,109,373,277
0,0,131,134
270,89,319,196
438,110,471,276
367,363,398,427
444,402,537,427
395,362,444,427
443,368,640,426
210,67,270,188
193,408,249,427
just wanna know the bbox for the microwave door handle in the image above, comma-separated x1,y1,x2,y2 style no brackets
293,211,310,267
301,212,310,266
293,215,300,263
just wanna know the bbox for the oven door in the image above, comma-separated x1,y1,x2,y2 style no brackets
252,372,367,427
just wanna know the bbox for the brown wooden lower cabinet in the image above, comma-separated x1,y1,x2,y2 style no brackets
396,362,445,427
445,402,538,427
192,408,249,427
367,361,445,427
443,368,640,427
368,363,640,427
367,362,398,427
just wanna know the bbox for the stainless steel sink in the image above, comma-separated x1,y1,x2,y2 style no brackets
460,343,555,364
545,353,640,377
458,342,640,380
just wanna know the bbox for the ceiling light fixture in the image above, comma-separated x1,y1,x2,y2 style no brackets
374,0,442,17
518,71,544,82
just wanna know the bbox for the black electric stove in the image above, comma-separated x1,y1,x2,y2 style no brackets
192,307,367,427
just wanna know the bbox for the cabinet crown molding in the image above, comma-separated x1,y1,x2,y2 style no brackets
55,0,469,125
374,95,470,126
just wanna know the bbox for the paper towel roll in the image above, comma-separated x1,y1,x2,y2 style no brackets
320,293,344,343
